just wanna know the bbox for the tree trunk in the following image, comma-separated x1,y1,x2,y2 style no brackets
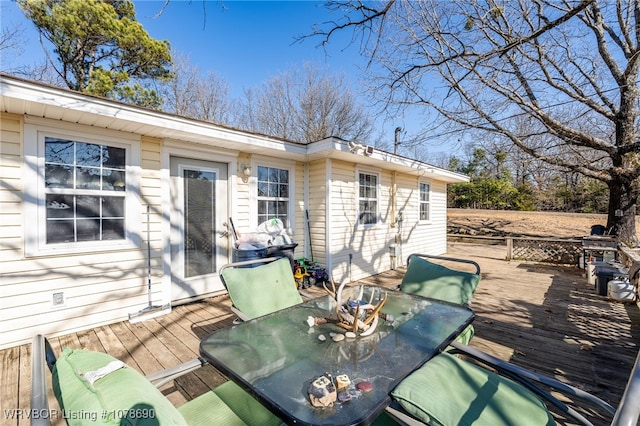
607,178,639,247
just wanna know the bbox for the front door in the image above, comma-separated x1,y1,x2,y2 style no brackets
170,157,228,302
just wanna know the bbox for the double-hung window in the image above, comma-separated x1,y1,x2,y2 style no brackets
419,182,431,221
25,123,139,256
358,172,379,226
257,165,289,226
44,137,127,243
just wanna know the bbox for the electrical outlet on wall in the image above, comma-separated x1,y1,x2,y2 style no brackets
52,292,65,307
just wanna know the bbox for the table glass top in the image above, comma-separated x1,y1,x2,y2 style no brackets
200,285,474,426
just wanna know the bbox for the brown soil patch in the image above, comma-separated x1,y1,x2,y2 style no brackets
447,208,640,239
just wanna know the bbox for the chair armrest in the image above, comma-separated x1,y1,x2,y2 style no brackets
449,341,615,424
145,357,208,388
30,334,53,426
406,254,481,275
219,257,281,280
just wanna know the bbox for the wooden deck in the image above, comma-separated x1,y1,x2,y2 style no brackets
2,242,638,426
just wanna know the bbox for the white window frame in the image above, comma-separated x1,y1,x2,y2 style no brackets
253,161,293,229
24,121,141,257
419,181,431,223
356,170,380,228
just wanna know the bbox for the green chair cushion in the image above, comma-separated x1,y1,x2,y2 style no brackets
53,348,185,425
455,324,475,345
179,381,281,426
400,256,481,306
222,257,303,319
391,353,556,426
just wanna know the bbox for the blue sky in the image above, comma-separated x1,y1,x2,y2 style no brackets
132,1,366,98
1,0,452,159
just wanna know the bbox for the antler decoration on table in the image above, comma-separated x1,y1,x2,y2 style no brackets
312,279,387,337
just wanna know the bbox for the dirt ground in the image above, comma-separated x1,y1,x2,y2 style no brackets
447,208,640,239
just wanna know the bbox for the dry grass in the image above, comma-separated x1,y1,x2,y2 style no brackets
447,208,640,239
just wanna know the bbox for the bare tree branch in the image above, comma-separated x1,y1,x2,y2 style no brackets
310,0,640,245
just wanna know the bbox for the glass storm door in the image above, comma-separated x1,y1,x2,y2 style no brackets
170,157,228,302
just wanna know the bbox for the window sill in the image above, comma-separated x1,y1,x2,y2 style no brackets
25,239,139,258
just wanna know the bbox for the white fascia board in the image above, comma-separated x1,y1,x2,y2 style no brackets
1,76,467,182
1,75,307,159
307,137,469,184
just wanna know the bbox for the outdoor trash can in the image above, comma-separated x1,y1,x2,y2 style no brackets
586,260,609,285
266,243,298,270
232,247,268,267
595,263,628,296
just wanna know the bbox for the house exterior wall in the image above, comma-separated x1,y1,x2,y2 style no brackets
0,77,465,349
236,154,305,252
328,160,393,283
140,135,165,307
324,160,449,284
394,175,449,264
0,113,22,266
232,152,251,231
1,114,156,350
0,116,309,349
306,159,328,268
292,161,306,256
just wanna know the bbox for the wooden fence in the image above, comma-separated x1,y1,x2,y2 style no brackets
448,234,583,265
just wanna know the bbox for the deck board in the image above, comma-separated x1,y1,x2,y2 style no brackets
2,242,638,426
2,346,20,422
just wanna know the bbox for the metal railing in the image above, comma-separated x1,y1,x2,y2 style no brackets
611,345,640,426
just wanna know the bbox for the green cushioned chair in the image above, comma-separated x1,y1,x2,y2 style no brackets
400,254,481,305
399,254,481,345
30,335,282,426
384,341,616,426
220,257,304,321
392,352,555,426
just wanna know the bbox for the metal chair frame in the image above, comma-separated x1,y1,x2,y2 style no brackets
405,253,481,275
30,334,208,426
219,257,307,322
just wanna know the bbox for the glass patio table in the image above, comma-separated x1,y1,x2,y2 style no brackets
199,285,475,426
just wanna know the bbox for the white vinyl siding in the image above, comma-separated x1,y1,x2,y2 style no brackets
0,113,23,265
327,163,392,283
306,159,328,267
1,75,466,352
1,116,156,350
398,178,448,257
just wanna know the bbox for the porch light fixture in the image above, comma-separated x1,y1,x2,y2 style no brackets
240,164,251,182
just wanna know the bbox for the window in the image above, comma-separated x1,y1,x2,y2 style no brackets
44,137,126,243
358,172,378,226
24,122,140,257
257,166,289,226
419,182,430,221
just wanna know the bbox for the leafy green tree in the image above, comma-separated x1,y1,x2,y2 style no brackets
576,179,609,214
19,0,172,108
448,182,476,209
512,183,536,211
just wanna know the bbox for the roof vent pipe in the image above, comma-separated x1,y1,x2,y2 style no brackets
394,127,402,155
